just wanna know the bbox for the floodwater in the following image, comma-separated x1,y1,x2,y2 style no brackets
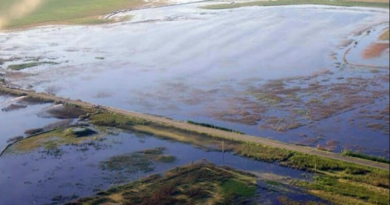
0,130,312,205
0,4,389,154
0,3,389,204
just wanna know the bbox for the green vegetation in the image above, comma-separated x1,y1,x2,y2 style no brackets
7,62,41,70
6,127,101,153
187,120,244,134
89,112,148,128
202,0,389,10
221,179,257,198
67,163,258,205
7,61,58,70
130,124,238,151
100,147,176,173
296,175,390,205
265,180,282,186
233,143,389,205
1,0,146,29
342,150,390,164
235,142,293,162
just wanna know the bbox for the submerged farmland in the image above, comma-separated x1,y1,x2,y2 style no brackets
0,0,389,205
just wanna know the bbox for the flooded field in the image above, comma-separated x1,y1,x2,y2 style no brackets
0,3,389,204
1,4,388,157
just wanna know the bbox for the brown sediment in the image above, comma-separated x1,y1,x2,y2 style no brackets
379,29,389,41
339,39,354,48
352,104,389,134
212,108,262,125
209,69,387,132
209,97,267,125
5,71,33,79
44,104,91,119
295,137,319,146
362,43,389,59
1,103,27,112
319,140,340,151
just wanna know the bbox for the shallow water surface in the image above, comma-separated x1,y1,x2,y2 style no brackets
0,5,389,155
0,94,62,148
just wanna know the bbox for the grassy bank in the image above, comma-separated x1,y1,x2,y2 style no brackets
65,163,258,205
202,0,389,10
342,150,390,164
0,0,148,29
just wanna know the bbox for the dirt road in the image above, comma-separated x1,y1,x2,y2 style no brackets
1,86,389,170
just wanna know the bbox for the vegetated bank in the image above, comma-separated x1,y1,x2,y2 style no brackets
342,150,390,164
1,87,389,205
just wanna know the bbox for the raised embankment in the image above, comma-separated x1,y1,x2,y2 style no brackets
1,86,388,170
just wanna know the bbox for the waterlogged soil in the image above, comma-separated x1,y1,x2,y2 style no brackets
0,130,312,205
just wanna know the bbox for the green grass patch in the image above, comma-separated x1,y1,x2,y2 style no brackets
8,62,41,70
221,179,257,197
89,112,148,127
7,61,58,70
234,142,293,162
297,175,390,205
342,150,390,164
1,0,146,29
265,180,282,186
202,0,389,10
